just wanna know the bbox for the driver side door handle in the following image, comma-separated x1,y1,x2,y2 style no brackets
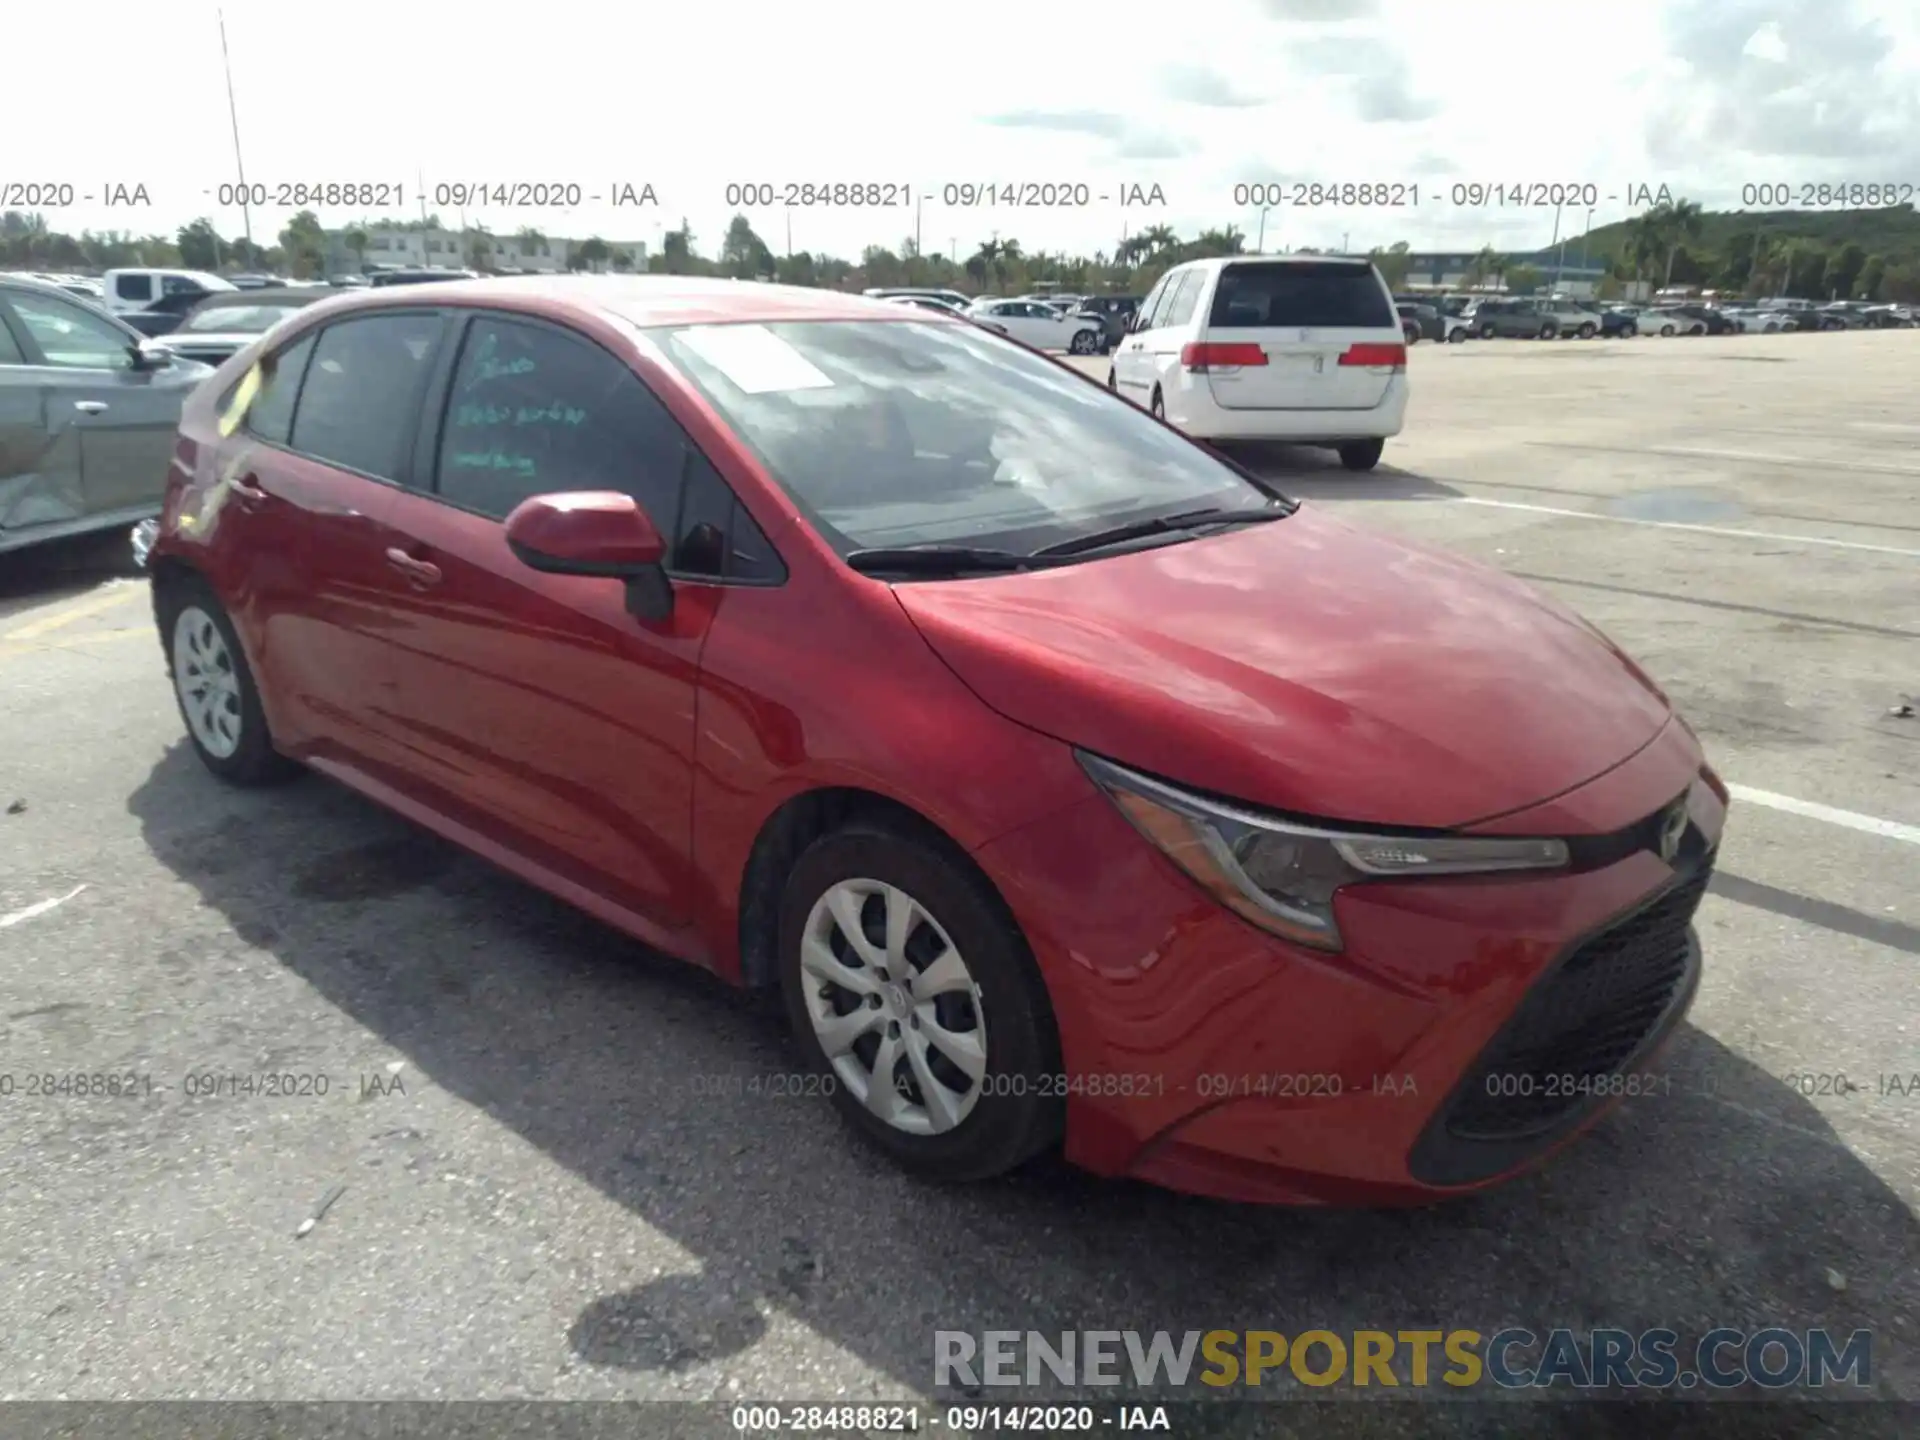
74,400,109,415
385,547,442,587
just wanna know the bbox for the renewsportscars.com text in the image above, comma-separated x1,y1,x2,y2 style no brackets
935,1328,1872,1391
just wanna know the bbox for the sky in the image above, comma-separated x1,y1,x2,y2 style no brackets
6,0,1919,264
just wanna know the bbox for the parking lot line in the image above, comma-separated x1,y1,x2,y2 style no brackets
1534,441,1920,480
1727,784,1920,846
0,583,147,643
1453,497,1920,557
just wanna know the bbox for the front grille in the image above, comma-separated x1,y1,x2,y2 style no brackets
1446,862,1711,1141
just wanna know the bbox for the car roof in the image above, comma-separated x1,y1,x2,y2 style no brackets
191,286,328,309
275,274,946,330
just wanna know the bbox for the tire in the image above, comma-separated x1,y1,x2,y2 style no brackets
1448,326,1467,343
1150,388,1165,421
156,576,300,786
1106,367,1117,391
1578,323,1596,339
1625,324,1638,337
1069,329,1097,355
1539,323,1558,340
1660,323,1675,337
1338,439,1384,472
777,820,1063,1182
1403,324,1419,345
1479,323,1497,340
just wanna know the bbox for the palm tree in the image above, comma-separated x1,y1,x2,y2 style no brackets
1648,198,1704,291
1139,224,1179,257
343,227,369,273
517,226,546,263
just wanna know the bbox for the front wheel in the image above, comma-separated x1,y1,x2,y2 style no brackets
1479,323,1498,340
1539,323,1559,340
1069,329,1098,355
1150,388,1165,421
1660,323,1676,336
778,821,1063,1181
1578,322,1597,339
1338,439,1384,472
157,578,300,786
1448,326,1467,343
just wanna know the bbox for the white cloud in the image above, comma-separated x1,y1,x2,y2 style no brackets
3,0,1912,264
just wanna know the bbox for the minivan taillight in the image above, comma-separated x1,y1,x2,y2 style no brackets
1338,342,1407,369
1180,342,1268,371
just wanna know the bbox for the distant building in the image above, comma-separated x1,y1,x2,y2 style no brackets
322,226,647,276
1397,248,1609,298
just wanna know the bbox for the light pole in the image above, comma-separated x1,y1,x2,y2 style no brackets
1549,201,1565,292
217,9,253,254
1256,206,1272,252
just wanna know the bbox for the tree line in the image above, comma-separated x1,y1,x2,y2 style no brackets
5,197,1917,302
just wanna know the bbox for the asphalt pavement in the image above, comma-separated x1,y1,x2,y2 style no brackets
1,329,1915,1436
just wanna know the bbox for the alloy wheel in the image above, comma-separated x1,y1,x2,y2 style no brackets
800,879,988,1136
171,605,243,759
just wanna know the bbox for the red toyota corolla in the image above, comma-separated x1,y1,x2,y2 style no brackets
145,277,1726,1205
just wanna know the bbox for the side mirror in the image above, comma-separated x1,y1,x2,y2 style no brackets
504,491,673,621
130,342,173,371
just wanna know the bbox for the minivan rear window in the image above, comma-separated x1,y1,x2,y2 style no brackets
1208,262,1394,329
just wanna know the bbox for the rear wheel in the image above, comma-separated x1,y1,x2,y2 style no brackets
157,577,299,786
1150,388,1165,421
1479,323,1497,340
1448,326,1467,343
1338,439,1384,472
777,821,1063,1181
1403,323,1419,344
1069,329,1098,355
1539,323,1558,340
1578,322,1596,339
1660,322,1676,336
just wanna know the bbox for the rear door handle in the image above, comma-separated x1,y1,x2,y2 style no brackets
74,400,109,415
385,547,442,586
229,472,268,505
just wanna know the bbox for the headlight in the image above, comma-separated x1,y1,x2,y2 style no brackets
1078,752,1569,952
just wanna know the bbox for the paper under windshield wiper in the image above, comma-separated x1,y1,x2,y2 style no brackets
844,545,1054,576
1030,502,1288,559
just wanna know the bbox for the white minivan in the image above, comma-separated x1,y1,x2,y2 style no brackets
1107,255,1407,471
101,268,235,315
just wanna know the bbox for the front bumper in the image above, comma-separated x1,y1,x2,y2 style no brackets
973,720,1718,1205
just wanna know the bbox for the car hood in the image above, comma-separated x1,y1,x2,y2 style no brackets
893,507,1674,830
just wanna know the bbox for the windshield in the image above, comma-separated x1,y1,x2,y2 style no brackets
651,319,1271,555
179,303,305,334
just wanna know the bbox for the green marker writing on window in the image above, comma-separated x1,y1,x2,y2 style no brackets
458,331,537,392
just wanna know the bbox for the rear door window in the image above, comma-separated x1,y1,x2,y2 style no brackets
1208,262,1394,329
242,332,318,445
1160,272,1205,328
290,313,445,481
1134,275,1174,331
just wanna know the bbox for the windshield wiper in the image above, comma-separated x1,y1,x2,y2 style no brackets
1030,502,1289,560
844,545,1058,576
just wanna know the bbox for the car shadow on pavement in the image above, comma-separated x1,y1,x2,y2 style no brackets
0,529,143,621
1216,443,1465,505
127,746,1918,1426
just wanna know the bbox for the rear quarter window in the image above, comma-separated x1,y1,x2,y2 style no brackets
1208,262,1394,329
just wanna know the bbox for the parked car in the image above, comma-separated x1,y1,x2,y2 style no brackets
1470,298,1564,339
1644,307,1709,337
158,288,335,367
143,275,1725,1204
368,268,480,288
1860,304,1913,328
0,275,214,556
862,287,973,309
1395,302,1469,344
102,268,236,316
1600,306,1643,338
1108,256,1405,471
121,285,235,339
1072,295,1142,352
967,298,1105,354
883,295,970,316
